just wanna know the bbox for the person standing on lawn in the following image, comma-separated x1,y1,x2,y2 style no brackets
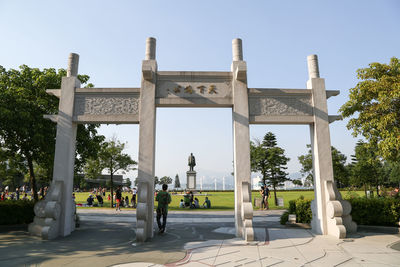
115,186,122,211
155,184,171,234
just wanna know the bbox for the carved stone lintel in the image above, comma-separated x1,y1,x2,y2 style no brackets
249,96,312,116
74,96,139,116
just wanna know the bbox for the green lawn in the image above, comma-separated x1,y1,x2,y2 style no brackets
75,190,365,210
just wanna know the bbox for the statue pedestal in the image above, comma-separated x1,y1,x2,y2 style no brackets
186,171,197,190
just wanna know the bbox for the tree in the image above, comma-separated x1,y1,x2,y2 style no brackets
73,174,88,190
82,158,102,190
387,161,400,188
381,161,400,189
154,176,159,189
0,147,26,191
83,158,102,181
174,174,181,189
125,178,132,188
340,57,400,162
159,176,172,186
298,145,349,188
250,132,290,205
96,138,136,208
331,147,349,188
0,65,104,200
298,145,313,186
251,138,265,181
74,125,105,175
349,140,384,196
292,179,303,186
32,162,52,188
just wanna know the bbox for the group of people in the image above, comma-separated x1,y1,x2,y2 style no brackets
80,186,138,209
84,193,105,207
179,191,211,209
0,185,32,201
114,186,138,210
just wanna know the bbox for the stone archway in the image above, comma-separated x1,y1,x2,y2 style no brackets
28,38,356,241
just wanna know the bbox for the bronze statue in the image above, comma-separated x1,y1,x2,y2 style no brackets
188,153,196,171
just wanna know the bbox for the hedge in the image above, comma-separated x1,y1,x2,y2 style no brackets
0,200,35,225
348,197,400,226
281,197,400,227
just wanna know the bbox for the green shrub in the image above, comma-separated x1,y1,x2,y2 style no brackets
281,197,312,224
344,190,361,199
347,197,400,226
288,200,296,214
295,198,312,223
0,200,35,225
280,211,289,225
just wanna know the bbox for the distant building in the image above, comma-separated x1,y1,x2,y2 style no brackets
84,174,123,186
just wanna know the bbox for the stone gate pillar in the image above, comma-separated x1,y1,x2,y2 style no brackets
308,54,331,235
231,39,254,241
29,53,80,239
54,54,80,237
308,55,356,238
136,37,158,242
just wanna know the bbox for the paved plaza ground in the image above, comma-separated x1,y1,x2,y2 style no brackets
1,209,400,266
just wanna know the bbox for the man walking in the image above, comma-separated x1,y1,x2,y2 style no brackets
131,187,137,208
156,184,171,234
263,185,271,210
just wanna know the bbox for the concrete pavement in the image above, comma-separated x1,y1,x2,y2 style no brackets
0,209,399,266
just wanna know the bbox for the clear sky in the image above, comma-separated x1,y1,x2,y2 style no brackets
1,1,399,184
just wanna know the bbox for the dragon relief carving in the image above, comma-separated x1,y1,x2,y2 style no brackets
249,96,312,116
79,97,139,115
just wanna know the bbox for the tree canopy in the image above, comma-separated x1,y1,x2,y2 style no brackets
0,65,104,200
159,176,173,186
340,57,400,162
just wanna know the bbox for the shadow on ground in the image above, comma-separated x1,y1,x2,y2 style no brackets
0,221,235,267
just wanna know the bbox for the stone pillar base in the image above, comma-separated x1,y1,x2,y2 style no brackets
28,181,75,240
186,171,197,190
